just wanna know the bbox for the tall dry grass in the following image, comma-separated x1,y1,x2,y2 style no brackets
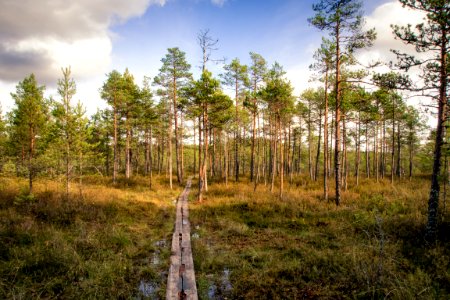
0,175,181,299
190,175,449,299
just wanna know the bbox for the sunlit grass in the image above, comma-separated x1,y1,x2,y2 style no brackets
0,175,181,299
190,175,449,299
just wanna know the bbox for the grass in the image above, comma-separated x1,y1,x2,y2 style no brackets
0,175,182,299
190,175,450,299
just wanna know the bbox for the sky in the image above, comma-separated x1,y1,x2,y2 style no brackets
0,0,427,117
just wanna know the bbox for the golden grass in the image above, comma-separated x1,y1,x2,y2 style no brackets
0,175,182,299
190,175,449,299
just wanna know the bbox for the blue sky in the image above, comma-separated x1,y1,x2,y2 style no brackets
112,0,318,77
0,0,423,115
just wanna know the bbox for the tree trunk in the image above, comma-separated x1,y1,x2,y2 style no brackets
113,99,118,184
29,127,34,194
396,121,401,178
198,114,203,201
308,100,313,180
355,109,361,186
271,118,277,193
391,95,395,185
366,123,370,178
149,126,153,188
202,105,209,192
168,101,173,189
334,21,342,206
425,31,447,242
193,118,196,177
235,78,240,182
279,118,284,199
125,115,131,180
315,109,322,182
323,68,329,200
173,76,182,184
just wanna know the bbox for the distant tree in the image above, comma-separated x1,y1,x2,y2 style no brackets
222,58,249,182
139,77,157,188
248,52,267,183
154,48,192,187
0,105,6,169
101,70,124,184
391,0,449,243
260,63,295,198
88,110,111,176
187,70,232,201
10,74,49,193
309,0,376,205
72,101,89,194
310,38,335,200
121,69,140,180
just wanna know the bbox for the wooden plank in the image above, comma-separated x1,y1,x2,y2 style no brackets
166,179,198,300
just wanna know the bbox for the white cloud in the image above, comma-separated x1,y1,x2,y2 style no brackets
359,1,433,122
360,0,426,67
0,0,166,84
211,0,226,7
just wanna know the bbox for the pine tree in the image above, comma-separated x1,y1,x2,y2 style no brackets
392,0,449,242
54,67,77,199
101,70,124,184
10,74,49,194
222,58,249,182
154,48,192,186
309,0,376,205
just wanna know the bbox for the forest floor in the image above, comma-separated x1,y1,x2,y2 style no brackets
190,175,450,299
0,174,449,299
0,175,181,299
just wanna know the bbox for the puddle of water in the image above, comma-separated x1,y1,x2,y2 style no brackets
138,280,158,299
151,252,160,265
207,283,217,299
206,268,233,299
154,239,166,248
222,268,232,292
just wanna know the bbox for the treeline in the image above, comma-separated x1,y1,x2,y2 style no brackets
0,0,447,237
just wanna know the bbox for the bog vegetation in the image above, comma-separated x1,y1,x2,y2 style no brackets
0,0,448,298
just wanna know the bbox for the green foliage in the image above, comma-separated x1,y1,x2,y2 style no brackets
9,74,49,191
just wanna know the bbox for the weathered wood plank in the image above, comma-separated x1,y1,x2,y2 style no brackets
166,179,197,300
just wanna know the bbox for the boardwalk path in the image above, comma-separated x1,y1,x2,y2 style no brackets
166,178,198,300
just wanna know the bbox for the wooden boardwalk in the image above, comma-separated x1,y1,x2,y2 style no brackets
166,179,198,300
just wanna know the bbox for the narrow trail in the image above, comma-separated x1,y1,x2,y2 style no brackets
166,178,198,300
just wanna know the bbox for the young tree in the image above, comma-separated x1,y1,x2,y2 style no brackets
54,67,77,199
10,74,48,194
309,0,376,205
392,0,449,242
